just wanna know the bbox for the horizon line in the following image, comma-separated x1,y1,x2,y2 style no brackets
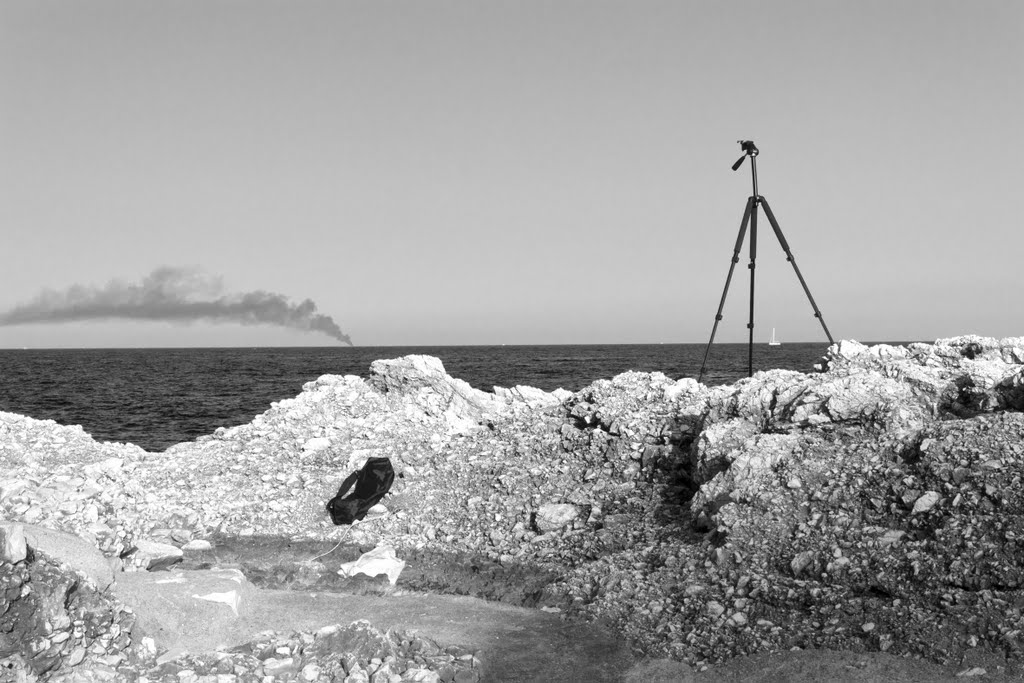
0,339,926,351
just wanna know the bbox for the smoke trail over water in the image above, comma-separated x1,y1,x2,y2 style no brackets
0,267,352,344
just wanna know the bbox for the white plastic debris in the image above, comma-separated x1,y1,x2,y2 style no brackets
338,544,406,585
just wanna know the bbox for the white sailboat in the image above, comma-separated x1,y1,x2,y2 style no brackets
768,328,781,346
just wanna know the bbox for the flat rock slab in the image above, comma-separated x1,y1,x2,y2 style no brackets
111,567,633,682
113,568,258,654
0,522,114,590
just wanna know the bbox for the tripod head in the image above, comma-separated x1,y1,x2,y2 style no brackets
731,140,759,171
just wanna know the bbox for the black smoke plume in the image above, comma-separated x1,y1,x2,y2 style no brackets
0,267,352,344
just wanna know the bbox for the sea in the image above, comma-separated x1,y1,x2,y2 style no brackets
0,343,847,452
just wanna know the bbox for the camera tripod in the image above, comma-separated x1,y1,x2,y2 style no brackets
697,141,834,383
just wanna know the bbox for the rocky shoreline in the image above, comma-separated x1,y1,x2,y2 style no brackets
2,335,1024,681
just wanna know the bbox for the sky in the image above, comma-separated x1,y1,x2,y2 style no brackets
1,0,1021,347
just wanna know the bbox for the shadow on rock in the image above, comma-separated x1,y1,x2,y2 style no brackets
178,534,563,608
114,535,636,682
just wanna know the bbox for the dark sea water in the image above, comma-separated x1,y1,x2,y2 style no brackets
0,343,835,452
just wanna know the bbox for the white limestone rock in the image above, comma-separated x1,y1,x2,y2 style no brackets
0,522,27,564
1,522,114,590
535,503,580,534
302,436,332,453
912,491,940,514
182,539,213,551
132,539,184,571
493,384,564,408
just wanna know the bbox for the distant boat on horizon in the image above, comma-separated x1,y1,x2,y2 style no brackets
768,328,782,346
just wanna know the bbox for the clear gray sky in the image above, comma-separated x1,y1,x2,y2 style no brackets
2,0,1021,347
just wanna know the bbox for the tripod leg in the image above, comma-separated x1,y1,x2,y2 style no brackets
747,200,758,376
760,198,835,344
698,197,754,383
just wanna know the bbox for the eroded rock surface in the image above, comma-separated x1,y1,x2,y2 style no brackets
2,335,1024,680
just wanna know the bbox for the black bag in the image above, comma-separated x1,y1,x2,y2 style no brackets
326,457,395,525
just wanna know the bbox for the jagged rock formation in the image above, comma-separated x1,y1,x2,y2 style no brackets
2,335,1023,680
0,528,152,680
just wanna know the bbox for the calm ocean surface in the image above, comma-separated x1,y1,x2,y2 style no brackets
0,343,842,452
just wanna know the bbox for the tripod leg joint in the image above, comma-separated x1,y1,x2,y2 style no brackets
715,315,723,321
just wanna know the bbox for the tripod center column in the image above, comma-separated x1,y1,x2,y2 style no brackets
750,155,759,201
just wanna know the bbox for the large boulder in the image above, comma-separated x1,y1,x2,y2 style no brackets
818,335,1024,413
0,548,150,677
0,522,115,591
0,523,27,564
128,539,184,571
367,355,501,433
691,418,760,482
493,384,567,409
704,367,928,436
112,567,258,656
